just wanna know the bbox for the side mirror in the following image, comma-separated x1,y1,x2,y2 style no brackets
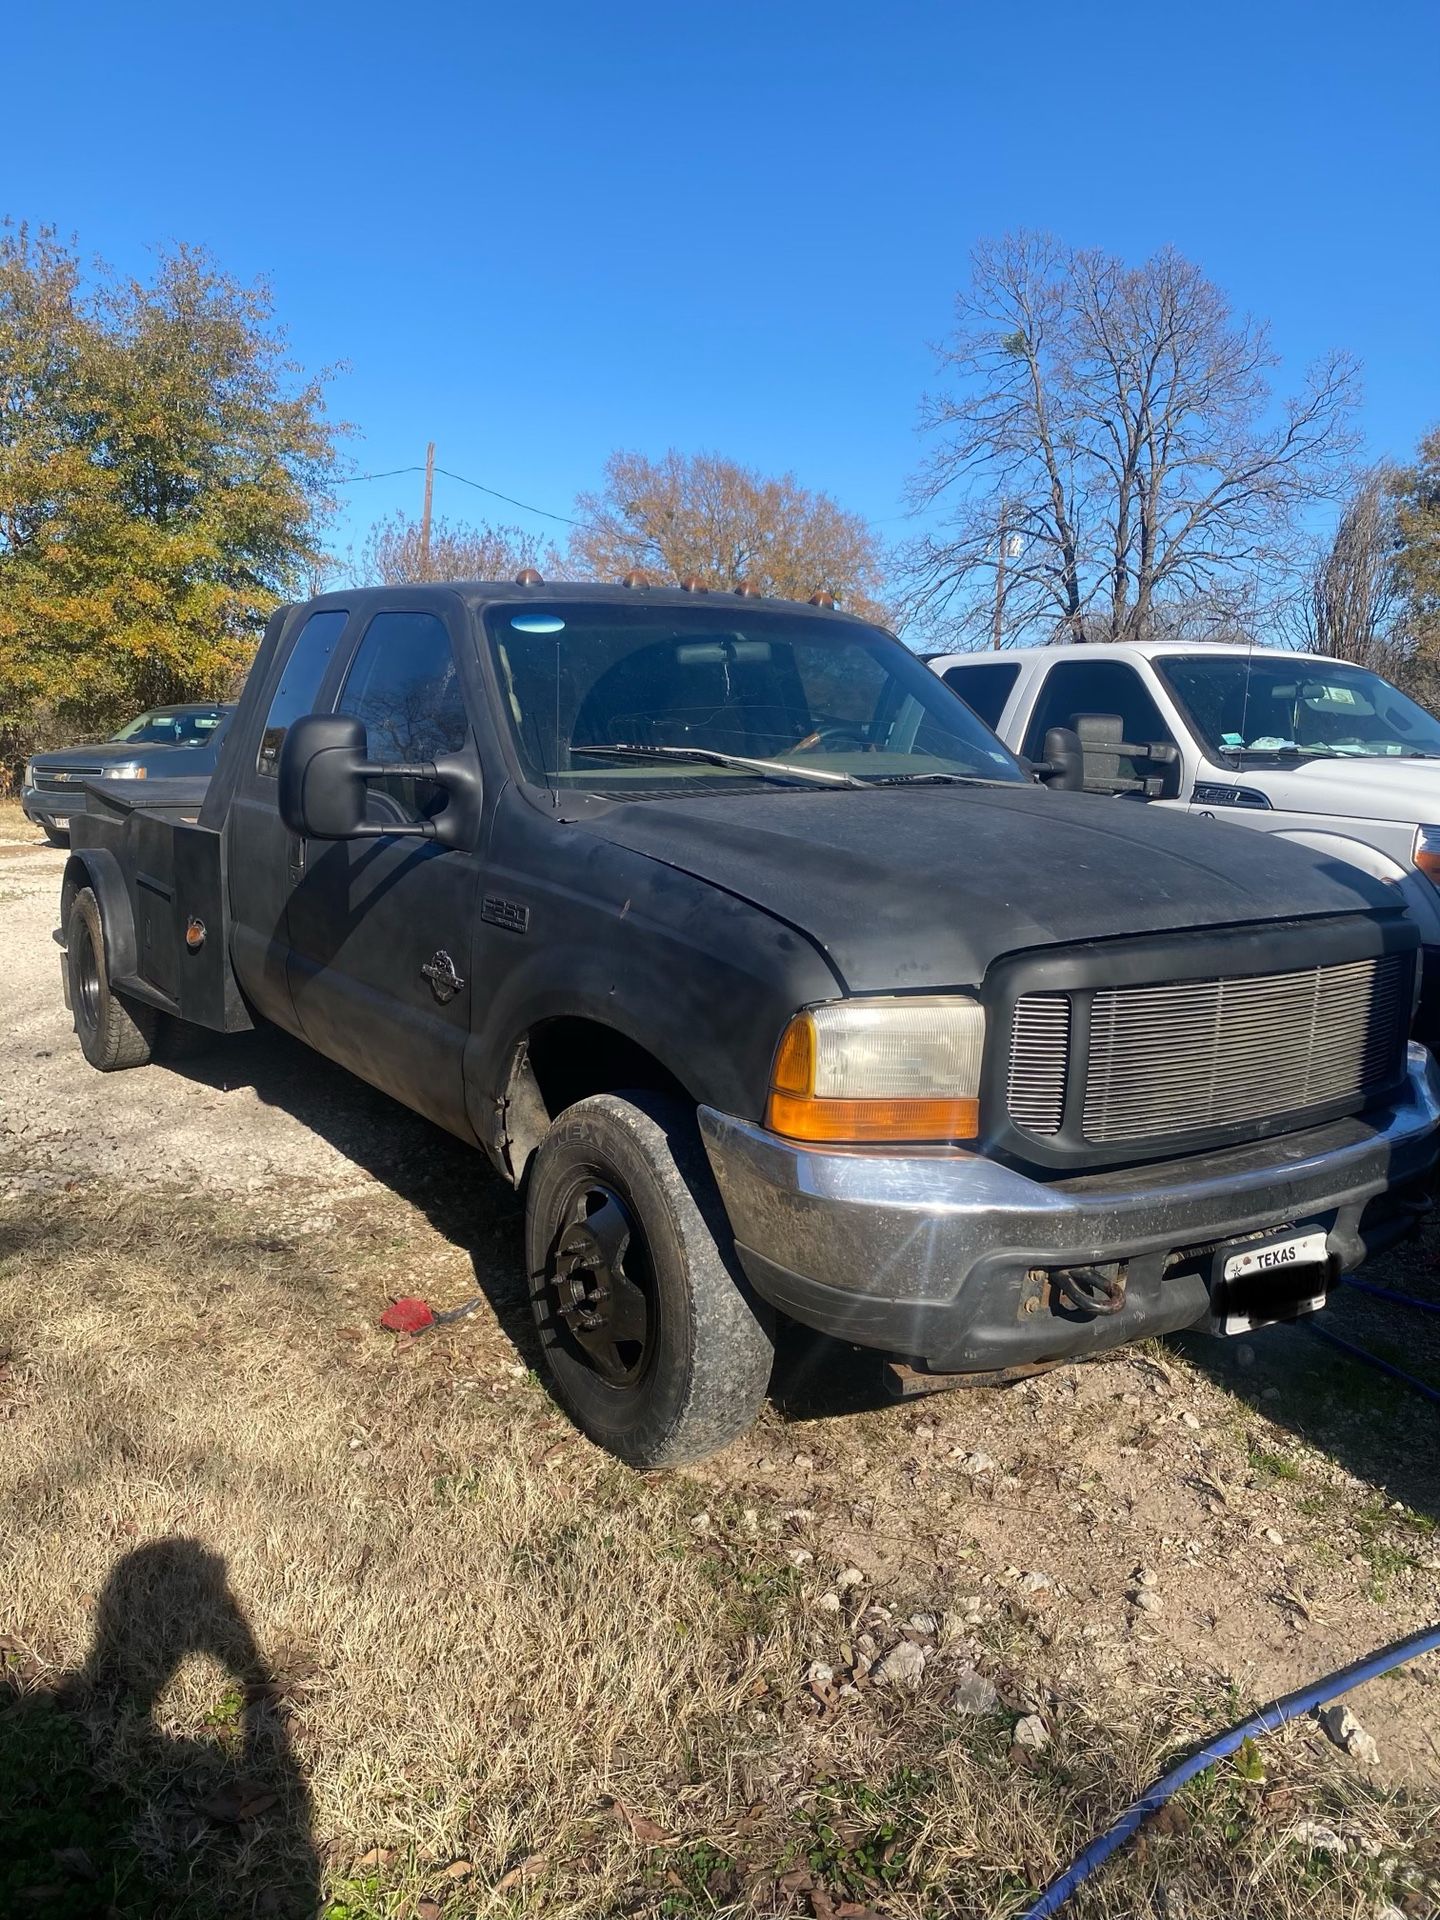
1033,725,1085,791
278,714,440,841
1073,713,1182,799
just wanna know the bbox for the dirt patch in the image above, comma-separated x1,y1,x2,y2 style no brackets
0,796,45,845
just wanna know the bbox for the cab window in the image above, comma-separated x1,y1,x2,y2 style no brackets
335,611,470,823
1021,659,1176,790
940,661,1020,730
256,609,349,777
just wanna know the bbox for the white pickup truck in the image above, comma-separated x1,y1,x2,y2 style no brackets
928,640,1440,1041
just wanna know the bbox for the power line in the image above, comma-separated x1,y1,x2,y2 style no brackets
332,461,584,528
332,454,909,546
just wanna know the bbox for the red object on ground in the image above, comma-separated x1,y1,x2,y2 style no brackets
379,1297,435,1334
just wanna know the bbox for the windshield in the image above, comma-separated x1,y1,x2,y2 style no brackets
111,708,229,747
1156,655,1440,762
484,603,1026,793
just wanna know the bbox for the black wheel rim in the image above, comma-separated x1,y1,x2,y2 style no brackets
549,1179,654,1387
76,924,102,1037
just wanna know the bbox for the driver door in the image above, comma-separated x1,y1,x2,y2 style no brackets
284,605,485,1140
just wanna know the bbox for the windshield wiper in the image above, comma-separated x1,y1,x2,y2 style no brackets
859,770,1012,788
575,743,868,789
1222,744,1338,759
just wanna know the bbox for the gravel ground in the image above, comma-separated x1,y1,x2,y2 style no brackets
0,837,436,1206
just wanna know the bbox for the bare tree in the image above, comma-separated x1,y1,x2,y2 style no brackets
568,449,893,624
904,233,1359,647
1297,468,1406,672
361,510,556,585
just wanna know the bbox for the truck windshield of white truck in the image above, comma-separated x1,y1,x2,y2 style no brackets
1156,655,1440,762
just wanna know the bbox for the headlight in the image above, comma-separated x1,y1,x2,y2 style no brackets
1414,827,1440,883
24,761,35,787
766,995,985,1144
104,762,147,780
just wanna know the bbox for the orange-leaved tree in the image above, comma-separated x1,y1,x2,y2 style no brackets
568,449,893,625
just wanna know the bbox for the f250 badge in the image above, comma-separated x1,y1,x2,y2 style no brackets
421,950,465,1004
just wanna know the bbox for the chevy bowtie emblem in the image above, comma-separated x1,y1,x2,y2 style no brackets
421,949,465,1003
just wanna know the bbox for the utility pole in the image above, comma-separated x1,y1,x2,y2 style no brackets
420,441,435,579
992,507,1009,650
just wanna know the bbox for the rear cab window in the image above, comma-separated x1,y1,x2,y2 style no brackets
939,660,1021,730
256,608,350,777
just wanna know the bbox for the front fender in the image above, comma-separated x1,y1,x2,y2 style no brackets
1270,829,1440,946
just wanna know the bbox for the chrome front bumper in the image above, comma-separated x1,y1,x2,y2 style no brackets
698,1044,1440,1371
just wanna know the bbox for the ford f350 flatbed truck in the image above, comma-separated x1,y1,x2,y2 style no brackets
57,580,1440,1466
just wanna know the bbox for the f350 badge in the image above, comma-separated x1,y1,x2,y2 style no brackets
421,949,465,1004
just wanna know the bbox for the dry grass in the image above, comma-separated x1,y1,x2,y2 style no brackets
0,795,44,844
1,1181,1437,1919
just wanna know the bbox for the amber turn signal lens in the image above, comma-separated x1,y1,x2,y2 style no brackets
766,1090,980,1144
770,1012,815,1095
1415,827,1440,881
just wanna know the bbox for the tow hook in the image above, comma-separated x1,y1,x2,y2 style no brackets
1048,1264,1128,1317
1018,1263,1129,1320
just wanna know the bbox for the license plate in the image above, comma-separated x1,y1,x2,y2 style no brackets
1210,1227,1333,1335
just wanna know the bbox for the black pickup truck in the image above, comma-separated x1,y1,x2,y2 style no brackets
57,580,1440,1465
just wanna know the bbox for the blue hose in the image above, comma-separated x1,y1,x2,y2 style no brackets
1340,1273,1440,1315
1305,1322,1440,1409
1018,1621,1440,1919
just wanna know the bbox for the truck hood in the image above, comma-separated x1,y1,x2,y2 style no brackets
586,783,1400,990
1217,754,1440,825
28,741,204,772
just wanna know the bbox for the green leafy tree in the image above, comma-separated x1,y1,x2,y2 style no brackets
1394,425,1440,644
0,223,343,774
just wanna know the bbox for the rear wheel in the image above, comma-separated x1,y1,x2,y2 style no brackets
525,1093,774,1468
66,888,157,1071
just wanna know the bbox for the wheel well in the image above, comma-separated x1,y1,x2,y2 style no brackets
501,1018,689,1184
60,856,88,929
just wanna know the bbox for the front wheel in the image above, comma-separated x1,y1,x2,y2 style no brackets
525,1093,774,1468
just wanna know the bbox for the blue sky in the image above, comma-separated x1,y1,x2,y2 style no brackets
6,0,1439,563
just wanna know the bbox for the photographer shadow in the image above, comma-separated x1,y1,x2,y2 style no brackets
0,1538,320,1918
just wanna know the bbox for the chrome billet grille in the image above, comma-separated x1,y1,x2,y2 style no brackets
1008,993,1071,1135
1081,954,1409,1145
